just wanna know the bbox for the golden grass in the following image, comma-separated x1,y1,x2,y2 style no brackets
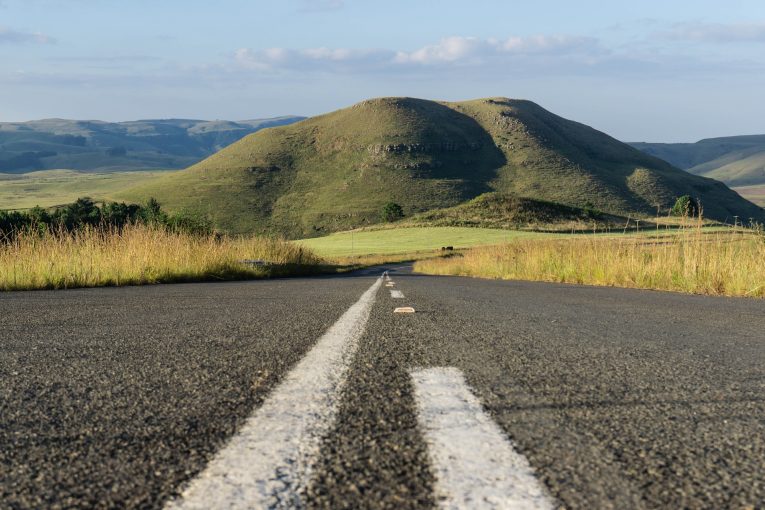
0,224,323,291
414,226,765,298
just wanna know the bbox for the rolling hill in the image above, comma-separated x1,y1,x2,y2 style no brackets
400,193,646,232
0,169,176,210
0,116,304,173
631,135,765,187
120,97,764,237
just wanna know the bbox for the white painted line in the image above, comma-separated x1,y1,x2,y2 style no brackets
166,277,383,510
390,290,405,299
394,306,415,313
411,367,556,510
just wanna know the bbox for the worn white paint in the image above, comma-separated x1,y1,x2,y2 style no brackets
390,290,405,299
166,277,383,510
411,367,556,510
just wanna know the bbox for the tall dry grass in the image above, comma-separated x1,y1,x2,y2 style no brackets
414,227,765,298
1,224,323,291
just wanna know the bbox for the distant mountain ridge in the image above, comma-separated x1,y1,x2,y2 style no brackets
119,97,763,237
630,135,765,187
0,116,305,173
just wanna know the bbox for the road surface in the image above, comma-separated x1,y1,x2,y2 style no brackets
1,265,763,509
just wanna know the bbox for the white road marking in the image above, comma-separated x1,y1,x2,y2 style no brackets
411,367,556,510
394,306,415,313
166,276,383,510
390,290,405,299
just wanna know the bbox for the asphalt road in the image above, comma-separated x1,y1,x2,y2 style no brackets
1,266,764,509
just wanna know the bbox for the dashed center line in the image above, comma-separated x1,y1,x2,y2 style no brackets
166,276,383,509
411,367,556,510
167,274,549,508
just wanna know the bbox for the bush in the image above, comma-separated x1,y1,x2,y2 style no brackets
671,195,700,217
0,197,212,239
582,200,600,219
381,202,404,222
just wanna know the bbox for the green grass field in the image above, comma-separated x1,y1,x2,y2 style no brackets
0,169,176,210
296,224,735,259
295,227,545,257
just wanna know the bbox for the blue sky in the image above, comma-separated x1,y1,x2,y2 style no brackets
1,0,764,141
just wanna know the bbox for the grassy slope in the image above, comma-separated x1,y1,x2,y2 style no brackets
733,185,765,207
398,192,634,231
457,99,761,222
0,169,176,210
690,151,765,186
121,98,504,236
632,135,765,187
0,117,304,173
120,97,764,237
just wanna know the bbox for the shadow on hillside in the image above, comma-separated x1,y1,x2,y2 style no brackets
396,99,508,200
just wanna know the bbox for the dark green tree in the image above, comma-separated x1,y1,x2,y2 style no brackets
27,205,51,225
56,197,101,229
671,195,700,217
381,202,404,222
141,197,167,224
0,196,213,240
102,202,142,227
582,200,599,219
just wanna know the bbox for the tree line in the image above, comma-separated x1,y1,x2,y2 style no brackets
0,197,212,238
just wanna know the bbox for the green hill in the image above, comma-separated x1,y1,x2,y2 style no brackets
0,117,304,173
399,193,630,231
0,169,177,210
631,135,765,186
689,151,765,187
120,97,763,237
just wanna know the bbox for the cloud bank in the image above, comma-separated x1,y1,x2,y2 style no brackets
665,22,765,43
394,35,600,64
0,25,53,44
234,34,603,72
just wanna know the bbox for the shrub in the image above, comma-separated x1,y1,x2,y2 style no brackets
0,197,212,239
381,202,404,222
671,195,699,217
582,200,599,219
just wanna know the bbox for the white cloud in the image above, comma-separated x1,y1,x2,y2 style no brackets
394,35,601,64
234,34,603,72
234,47,393,71
665,22,765,43
501,35,599,54
393,36,484,64
0,26,53,44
